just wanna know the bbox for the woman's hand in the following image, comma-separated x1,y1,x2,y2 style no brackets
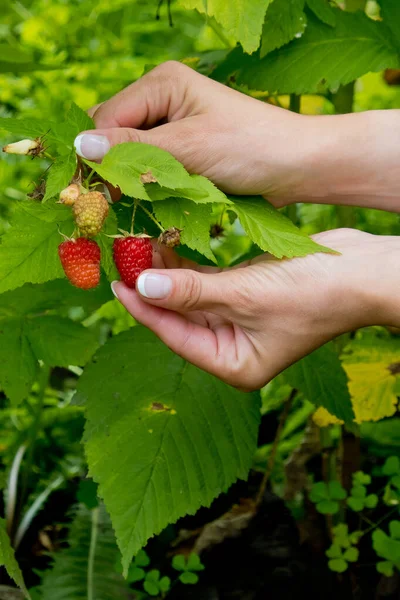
111,229,400,391
75,61,400,212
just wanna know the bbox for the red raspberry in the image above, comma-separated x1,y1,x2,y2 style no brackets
113,236,153,288
58,238,101,289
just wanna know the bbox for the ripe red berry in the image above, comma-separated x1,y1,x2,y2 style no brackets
113,236,153,288
58,238,101,290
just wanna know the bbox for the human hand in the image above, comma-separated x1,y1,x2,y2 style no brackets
74,61,400,212
111,229,400,391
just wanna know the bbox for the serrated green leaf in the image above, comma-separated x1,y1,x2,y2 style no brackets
0,320,38,404
306,0,336,26
179,571,199,585
179,0,272,53
146,174,230,205
284,344,354,422
236,10,400,94
98,207,119,282
154,198,216,262
43,152,77,202
328,558,347,573
230,196,332,259
0,202,74,294
86,143,195,201
0,518,30,599
78,327,260,574
0,117,53,139
261,0,306,58
65,103,94,138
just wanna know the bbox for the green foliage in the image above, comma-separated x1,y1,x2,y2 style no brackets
77,327,261,574
284,344,353,422
0,519,30,599
309,481,347,514
326,524,361,573
372,521,400,577
261,0,306,58
172,553,205,585
347,472,378,512
143,570,171,596
37,505,131,599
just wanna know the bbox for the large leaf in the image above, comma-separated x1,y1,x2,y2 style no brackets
284,343,354,423
0,202,74,293
0,117,54,139
153,198,216,262
230,196,332,258
179,0,272,53
342,337,400,424
379,0,400,45
0,281,105,404
0,518,30,599
85,143,196,201
306,0,336,26
225,10,400,94
261,0,306,58
38,505,130,600
77,327,261,574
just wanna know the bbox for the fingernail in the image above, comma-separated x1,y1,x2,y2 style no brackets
74,134,110,160
137,273,172,299
111,281,120,299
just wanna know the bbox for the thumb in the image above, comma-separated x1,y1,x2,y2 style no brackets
74,127,153,161
135,269,234,314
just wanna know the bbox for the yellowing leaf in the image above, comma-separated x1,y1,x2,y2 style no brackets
313,407,344,428
343,338,400,424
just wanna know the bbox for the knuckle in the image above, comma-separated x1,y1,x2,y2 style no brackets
177,271,202,311
158,60,185,75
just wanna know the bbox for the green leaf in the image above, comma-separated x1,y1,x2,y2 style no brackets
86,143,195,201
351,485,367,499
317,500,338,514
347,497,364,512
179,571,199,585
230,196,332,259
328,481,347,500
38,505,130,600
310,482,329,502
98,207,119,282
134,549,150,568
78,327,260,574
326,543,342,559
379,0,400,45
43,152,77,202
306,0,336,26
179,0,273,53
65,103,94,138
365,494,378,509
127,566,145,583
146,174,230,205
236,10,400,94
0,320,38,405
373,522,400,563
328,558,347,573
0,117,53,139
76,479,99,510
284,344,354,422
383,456,400,477
261,0,306,58
377,560,394,577
0,518,30,599
153,198,216,262
0,202,73,294
146,570,160,582
353,471,371,486
159,576,171,592
186,553,205,571
172,555,187,572
143,581,159,596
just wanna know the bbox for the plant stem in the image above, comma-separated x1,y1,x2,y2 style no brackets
16,364,50,529
5,445,27,537
43,151,55,161
138,202,165,232
255,389,297,506
85,169,96,188
88,507,100,600
130,200,138,234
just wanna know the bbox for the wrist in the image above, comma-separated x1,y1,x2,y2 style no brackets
290,110,400,212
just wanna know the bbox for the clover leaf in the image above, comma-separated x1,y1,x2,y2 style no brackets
372,520,400,577
309,481,347,514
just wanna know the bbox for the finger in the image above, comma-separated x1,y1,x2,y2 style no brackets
112,282,221,374
92,61,198,130
135,268,237,317
87,103,103,119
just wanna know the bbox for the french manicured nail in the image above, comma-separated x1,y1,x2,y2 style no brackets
137,273,172,299
74,134,110,160
111,281,120,299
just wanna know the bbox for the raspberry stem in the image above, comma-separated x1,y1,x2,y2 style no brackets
130,200,138,235
138,202,165,232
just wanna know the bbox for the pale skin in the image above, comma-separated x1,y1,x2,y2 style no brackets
74,61,400,391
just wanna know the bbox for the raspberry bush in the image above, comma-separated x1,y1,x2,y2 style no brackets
0,0,399,596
